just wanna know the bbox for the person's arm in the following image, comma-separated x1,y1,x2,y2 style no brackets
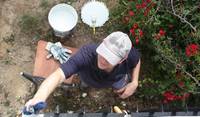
130,59,141,86
32,68,65,102
116,59,141,99
25,44,92,107
25,68,65,106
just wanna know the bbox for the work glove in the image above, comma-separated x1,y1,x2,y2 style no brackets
22,102,47,115
45,42,72,64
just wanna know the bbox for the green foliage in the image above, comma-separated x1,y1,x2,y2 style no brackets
40,0,49,9
3,34,15,45
109,0,200,105
19,14,41,35
18,13,55,42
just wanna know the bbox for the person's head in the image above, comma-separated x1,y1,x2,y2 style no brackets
96,31,132,71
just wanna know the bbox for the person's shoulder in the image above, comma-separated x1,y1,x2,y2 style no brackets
79,43,98,58
129,47,140,57
81,43,98,50
126,47,140,68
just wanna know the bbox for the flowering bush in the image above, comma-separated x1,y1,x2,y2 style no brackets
185,44,199,57
109,0,200,106
121,0,156,45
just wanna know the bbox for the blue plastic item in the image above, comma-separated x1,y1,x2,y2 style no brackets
23,102,47,115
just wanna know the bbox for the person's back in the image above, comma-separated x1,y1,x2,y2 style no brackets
61,43,140,89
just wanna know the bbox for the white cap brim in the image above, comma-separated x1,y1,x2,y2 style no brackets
96,43,121,66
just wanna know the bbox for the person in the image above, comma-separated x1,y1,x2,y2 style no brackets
25,31,141,109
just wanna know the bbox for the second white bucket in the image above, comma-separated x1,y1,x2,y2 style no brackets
48,3,78,38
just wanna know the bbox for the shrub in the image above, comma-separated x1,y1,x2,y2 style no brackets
109,0,200,106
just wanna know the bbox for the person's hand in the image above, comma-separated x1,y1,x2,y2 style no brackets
23,99,46,115
114,81,138,99
25,98,41,108
46,42,72,64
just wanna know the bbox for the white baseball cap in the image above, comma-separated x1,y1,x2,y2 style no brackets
96,31,132,66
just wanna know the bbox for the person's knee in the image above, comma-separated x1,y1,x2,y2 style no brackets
63,75,74,84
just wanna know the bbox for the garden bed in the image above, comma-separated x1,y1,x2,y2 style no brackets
0,0,199,116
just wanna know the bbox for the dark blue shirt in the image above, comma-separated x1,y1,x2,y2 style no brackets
60,44,140,89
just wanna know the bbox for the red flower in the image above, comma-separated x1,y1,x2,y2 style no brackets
185,44,199,57
122,16,130,24
144,13,147,16
163,90,190,103
144,8,150,16
159,29,166,36
133,23,138,29
178,81,185,88
141,2,147,8
138,29,143,37
155,34,161,40
130,28,135,36
135,37,139,44
136,4,141,9
129,10,135,16
163,91,175,101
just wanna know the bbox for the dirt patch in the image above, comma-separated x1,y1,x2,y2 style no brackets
0,0,41,116
0,0,153,116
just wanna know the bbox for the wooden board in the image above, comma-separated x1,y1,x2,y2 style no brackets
33,40,78,79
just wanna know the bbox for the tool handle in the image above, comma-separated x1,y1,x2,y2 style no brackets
114,106,123,113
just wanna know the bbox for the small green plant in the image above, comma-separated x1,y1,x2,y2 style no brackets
2,34,15,45
40,0,49,9
3,56,14,65
33,29,55,42
19,14,41,35
4,100,10,107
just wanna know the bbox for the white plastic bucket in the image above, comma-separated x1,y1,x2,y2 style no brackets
48,3,78,37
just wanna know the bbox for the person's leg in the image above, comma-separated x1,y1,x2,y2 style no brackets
80,79,89,88
63,74,82,84
62,74,89,91
77,73,89,88
63,75,74,84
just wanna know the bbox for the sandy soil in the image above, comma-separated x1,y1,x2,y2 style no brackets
0,0,122,116
0,0,39,116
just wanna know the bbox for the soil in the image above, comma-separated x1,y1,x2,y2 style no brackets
0,0,159,116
